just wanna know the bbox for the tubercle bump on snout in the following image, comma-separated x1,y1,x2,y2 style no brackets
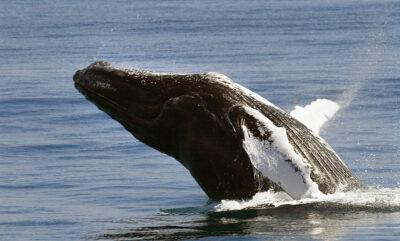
73,61,129,86
89,61,111,67
73,70,81,82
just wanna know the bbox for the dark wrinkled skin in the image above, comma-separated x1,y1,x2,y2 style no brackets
73,61,363,201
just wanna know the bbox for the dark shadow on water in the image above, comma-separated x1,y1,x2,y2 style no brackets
94,202,400,240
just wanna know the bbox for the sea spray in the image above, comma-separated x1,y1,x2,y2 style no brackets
215,187,400,212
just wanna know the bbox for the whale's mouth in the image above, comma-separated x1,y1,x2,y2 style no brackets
73,63,164,125
74,81,130,116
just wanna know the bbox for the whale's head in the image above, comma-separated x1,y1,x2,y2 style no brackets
73,61,239,156
73,62,272,200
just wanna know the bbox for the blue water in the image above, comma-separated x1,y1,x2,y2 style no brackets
1,0,399,240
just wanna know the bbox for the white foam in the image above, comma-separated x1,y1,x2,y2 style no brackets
290,99,340,134
242,107,323,200
215,190,292,211
215,187,400,212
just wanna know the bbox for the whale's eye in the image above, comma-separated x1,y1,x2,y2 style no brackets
165,94,204,111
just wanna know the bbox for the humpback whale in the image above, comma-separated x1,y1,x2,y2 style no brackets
73,61,363,201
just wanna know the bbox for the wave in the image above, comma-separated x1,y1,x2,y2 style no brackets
156,186,400,216
215,187,400,212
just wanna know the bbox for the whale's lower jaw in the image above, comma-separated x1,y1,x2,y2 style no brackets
74,62,363,201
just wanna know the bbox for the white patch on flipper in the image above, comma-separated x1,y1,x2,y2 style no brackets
242,107,323,200
290,99,351,172
290,99,340,134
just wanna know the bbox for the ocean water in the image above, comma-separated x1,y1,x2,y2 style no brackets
1,0,399,240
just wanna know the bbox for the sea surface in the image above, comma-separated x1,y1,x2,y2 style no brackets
1,0,400,240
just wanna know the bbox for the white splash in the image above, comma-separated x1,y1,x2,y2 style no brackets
242,107,323,200
290,99,340,134
215,187,400,212
215,190,292,211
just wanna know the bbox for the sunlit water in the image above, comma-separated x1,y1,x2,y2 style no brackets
1,0,399,240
